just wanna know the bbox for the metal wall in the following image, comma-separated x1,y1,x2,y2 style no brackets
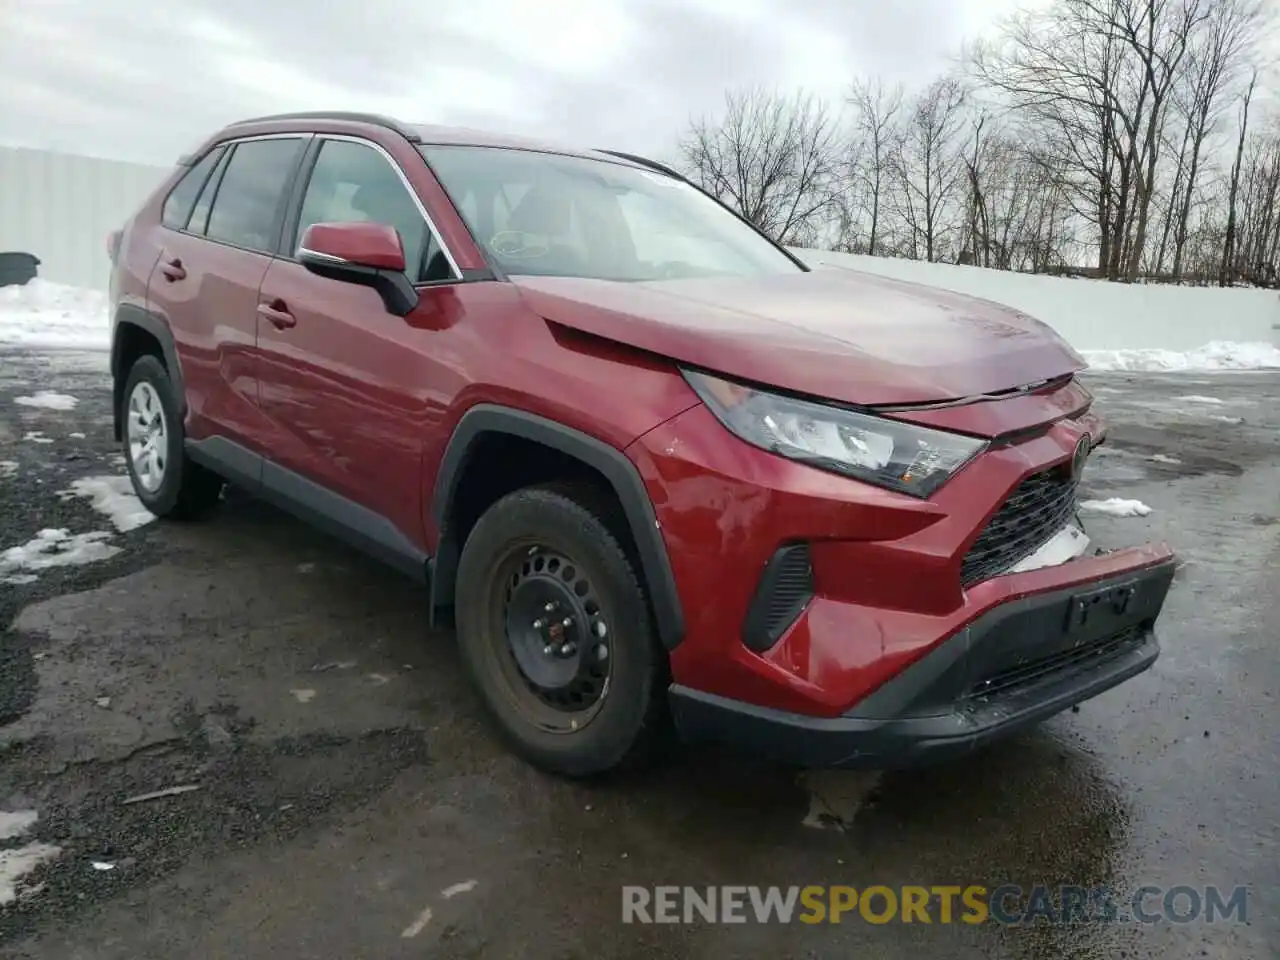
0,146,170,292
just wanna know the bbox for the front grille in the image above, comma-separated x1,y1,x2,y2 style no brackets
969,624,1148,699
961,466,1081,586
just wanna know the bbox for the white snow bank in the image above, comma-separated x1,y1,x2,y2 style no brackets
14,391,79,411
61,475,154,532
0,528,120,583
1082,342,1280,372
1177,394,1225,404
0,279,109,350
1079,498,1153,518
793,249,1280,362
0,461,17,478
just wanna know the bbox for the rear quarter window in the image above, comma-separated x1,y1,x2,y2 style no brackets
161,147,225,230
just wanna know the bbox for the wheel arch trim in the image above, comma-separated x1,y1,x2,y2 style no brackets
111,304,185,441
430,405,686,650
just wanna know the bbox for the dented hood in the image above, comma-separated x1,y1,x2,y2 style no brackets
512,268,1086,407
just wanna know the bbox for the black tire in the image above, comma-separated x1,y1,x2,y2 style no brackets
120,354,222,519
454,484,666,777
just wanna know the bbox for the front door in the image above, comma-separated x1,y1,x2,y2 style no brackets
255,136,463,562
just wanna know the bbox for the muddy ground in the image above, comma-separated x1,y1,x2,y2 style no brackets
1,345,1276,959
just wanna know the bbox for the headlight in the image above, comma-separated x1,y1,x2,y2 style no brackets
683,369,987,498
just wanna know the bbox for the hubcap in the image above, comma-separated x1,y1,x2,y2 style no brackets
126,381,167,492
501,547,611,717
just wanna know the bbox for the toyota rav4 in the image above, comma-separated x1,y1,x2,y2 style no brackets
107,112,1176,777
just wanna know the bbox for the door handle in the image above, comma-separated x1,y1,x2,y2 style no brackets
257,301,297,330
160,258,186,282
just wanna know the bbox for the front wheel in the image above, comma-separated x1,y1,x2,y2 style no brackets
454,484,666,777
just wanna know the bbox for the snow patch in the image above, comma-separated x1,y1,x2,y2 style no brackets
14,391,78,411
1177,394,1225,405
0,461,17,478
23,431,52,444
0,528,120,582
1083,341,1280,372
0,842,61,905
0,279,109,351
1148,453,1182,465
1079,498,1153,518
0,810,39,841
61,475,155,532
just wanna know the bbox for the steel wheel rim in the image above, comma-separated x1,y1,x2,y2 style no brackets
487,542,613,734
126,381,167,493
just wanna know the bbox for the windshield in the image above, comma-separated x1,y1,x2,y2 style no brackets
419,145,803,282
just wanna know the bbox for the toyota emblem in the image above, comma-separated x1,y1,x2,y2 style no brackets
1071,434,1092,479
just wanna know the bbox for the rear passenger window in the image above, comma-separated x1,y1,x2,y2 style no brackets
204,138,304,253
161,147,224,229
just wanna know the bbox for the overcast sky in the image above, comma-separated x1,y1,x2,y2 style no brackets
1,0,1037,168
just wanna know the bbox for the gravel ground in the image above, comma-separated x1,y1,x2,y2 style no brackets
0,345,1276,959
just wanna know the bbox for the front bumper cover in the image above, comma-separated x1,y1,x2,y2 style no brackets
670,557,1177,768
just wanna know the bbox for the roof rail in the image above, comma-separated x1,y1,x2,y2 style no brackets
596,150,684,180
227,111,421,143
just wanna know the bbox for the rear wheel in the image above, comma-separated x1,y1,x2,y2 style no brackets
454,484,666,777
121,355,222,519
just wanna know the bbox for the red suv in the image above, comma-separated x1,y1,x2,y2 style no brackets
108,112,1176,777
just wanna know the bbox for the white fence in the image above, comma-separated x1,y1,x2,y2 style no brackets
0,146,168,292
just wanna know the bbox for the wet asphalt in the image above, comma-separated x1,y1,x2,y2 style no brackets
0,345,1276,959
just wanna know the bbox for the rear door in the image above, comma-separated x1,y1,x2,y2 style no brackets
147,134,308,464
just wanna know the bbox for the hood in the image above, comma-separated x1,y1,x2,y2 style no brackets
512,268,1086,407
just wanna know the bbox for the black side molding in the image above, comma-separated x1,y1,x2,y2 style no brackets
186,436,431,582
110,304,186,441
431,405,686,649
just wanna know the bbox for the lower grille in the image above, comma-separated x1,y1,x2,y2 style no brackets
969,624,1148,699
961,466,1081,586
742,544,813,653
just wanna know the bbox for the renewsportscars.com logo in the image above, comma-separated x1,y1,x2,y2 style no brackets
621,884,1250,925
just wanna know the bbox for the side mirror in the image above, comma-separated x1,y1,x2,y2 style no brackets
297,222,419,317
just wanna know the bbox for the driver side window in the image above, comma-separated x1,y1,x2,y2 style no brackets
294,139,452,283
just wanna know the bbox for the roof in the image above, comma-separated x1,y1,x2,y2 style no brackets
220,111,662,169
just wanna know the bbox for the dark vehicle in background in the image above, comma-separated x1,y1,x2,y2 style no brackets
0,251,40,287
106,112,1176,777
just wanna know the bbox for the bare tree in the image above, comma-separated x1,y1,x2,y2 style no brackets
1166,0,1264,277
1221,69,1258,284
680,88,841,245
890,76,968,261
972,3,1129,275
845,77,904,255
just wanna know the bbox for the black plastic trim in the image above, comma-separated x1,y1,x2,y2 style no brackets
110,304,186,441
670,558,1176,768
430,405,685,649
596,150,685,179
277,136,323,257
226,111,424,143
741,544,813,652
186,437,430,582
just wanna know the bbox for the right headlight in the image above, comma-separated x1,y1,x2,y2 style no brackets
683,369,988,499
